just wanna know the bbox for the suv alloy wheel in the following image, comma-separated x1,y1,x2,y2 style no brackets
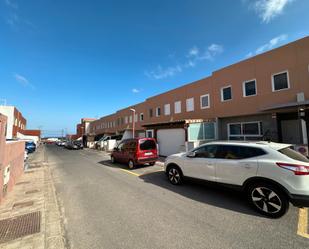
167,166,183,185
247,182,289,218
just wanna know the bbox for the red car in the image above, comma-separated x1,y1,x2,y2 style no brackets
111,138,158,169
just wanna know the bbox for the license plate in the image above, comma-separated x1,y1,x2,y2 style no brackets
145,152,153,156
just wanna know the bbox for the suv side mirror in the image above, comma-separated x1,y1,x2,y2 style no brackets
187,151,196,158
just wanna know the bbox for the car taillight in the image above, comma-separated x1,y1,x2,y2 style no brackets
276,162,309,175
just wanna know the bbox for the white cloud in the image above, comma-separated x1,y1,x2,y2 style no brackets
145,43,223,80
5,0,18,9
188,46,199,57
14,73,35,89
255,34,287,54
245,34,288,58
208,44,224,55
253,0,294,23
145,65,182,80
132,88,140,93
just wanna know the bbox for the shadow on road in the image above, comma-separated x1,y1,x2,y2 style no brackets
139,171,263,217
98,160,154,170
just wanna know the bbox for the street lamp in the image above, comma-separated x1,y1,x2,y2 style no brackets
130,108,136,138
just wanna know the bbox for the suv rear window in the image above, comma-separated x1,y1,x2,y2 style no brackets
279,147,309,163
139,139,156,151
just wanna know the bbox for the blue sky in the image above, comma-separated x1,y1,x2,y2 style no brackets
0,0,309,136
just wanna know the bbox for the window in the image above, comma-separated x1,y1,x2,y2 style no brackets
215,145,266,159
174,101,181,114
149,109,153,118
186,98,194,112
200,94,210,109
192,145,217,158
188,122,216,141
146,130,154,138
279,147,309,163
243,80,257,97
134,114,138,122
139,139,156,150
125,116,128,124
164,104,170,115
228,121,262,140
272,71,289,91
140,113,144,121
129,115,132,123
221,86,232,101
156,107,161,117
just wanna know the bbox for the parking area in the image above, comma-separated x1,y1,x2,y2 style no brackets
48,145,309,249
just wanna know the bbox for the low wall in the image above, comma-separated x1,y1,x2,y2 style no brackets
0,114,25,203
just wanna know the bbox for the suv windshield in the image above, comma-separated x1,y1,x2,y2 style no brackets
279,147,309,163
139,139,156,151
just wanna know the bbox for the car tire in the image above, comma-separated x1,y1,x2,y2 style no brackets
128,160,135,169
247,182,289,218
111,156,116,164
166,165,183,185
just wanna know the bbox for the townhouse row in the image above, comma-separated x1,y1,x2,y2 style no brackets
80,36,309,156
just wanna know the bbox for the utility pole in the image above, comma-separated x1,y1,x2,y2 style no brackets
130,108,136,138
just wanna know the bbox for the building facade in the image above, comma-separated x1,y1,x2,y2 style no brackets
86,36,309,156
0,106,27,139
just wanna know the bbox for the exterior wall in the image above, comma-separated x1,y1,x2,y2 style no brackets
0,106,27,139
22,130,41,137
76,123,83,138
0,106,14,139
87,36,309,142
0,114,25,203
218,114,278,141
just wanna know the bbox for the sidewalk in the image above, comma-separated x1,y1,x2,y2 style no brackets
0,146,66,249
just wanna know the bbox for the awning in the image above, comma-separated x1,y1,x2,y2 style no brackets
261,100,309,111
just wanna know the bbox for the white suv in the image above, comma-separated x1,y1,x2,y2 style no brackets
164,141,309,218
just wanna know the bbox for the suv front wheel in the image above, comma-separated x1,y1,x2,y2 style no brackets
247,182,289,218
167,165,183,185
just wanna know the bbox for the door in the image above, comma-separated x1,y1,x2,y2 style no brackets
157,129,185,156
215,145,261,185
281,119,301,144
183,145,217,182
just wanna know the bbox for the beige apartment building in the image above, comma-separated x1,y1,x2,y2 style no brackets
87,36,309,156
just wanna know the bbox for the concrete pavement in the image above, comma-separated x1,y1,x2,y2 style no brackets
47,144,309,249
0,146,65,249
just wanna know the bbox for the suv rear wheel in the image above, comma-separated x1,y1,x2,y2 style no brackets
167,165,183,185
128,160,135,169
247,182,289,218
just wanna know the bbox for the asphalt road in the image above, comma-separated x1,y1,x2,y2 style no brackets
45,144,309,249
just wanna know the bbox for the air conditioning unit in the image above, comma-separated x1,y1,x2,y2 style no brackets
297,92,305,103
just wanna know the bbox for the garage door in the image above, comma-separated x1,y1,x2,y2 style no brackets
157,129,186,156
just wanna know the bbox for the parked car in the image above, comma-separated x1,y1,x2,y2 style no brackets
164,141,309,218
56,141,66,146
111,138,158,169
25,141,36,153
65,141,83,150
